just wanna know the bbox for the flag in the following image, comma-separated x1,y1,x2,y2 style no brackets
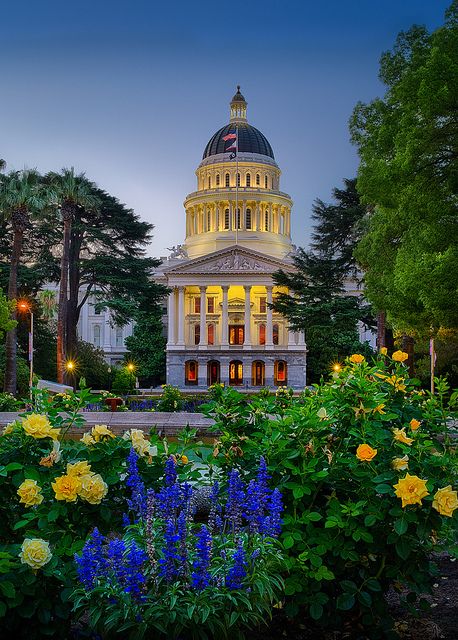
223,131,237,158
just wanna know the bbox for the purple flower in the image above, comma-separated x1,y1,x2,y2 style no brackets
75,528,107,590
125,448,146,521
245,479,264,533
226,539,247,590
226,470,245,533
177,510,188,575
191,525,212,590
164,455,177,486
158,518,179,582
262,488,283,537
257,456,271,508
124,542,148,598
208,482,222,533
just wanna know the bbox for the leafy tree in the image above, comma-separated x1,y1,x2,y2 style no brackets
69,341,110,390
0,170,45,393
350,2,458,335
46,168,101,383
125,312,166,387
0,287,16,340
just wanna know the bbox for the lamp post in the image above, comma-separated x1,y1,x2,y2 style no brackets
18,300,33,400
126,362,135,394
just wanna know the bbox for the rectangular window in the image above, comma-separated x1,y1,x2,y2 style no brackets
194,297,201,314
207,297,215,313
229,325,244,345
259,297,267,313
207,324,214,345
194,324,200,345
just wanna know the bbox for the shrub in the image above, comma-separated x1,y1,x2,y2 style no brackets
0,392,21,411
203,352,458,635
156,384,184,412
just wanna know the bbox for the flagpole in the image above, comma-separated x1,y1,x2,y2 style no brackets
235,124,239,246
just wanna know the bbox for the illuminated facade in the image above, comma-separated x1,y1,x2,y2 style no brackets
156,88,307,389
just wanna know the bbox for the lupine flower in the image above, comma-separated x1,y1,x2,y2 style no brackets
75,528,108,590
158,518,179,582
126,449,147,520
245,479,264,533
164,456,177,486
180,482,193,517
226,539,247,589
226,470,245,533
191,525,212,590
106,538,128,587
124,542,148,598
156,482,181,520
266,488,283,537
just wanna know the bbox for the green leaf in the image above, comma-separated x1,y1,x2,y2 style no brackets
283,535,295,549
309,603,323,620
364,514,377,526
336,593,355,610
0,581,16,598
307,511,322,522
5,462,23,472
394,519,408,535
365,578,382,592
395,539,411,560
375,484,393,494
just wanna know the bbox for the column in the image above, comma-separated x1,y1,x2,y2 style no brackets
266,285,273,347
288,327,296,346
199,286,207,347
298,331,306,346
103,309,112,352
221,285,229,347
244,285,251,347
167,288,176,346
177,286,185,346
255,203,260,231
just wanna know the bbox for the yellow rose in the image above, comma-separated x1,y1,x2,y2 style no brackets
2,422,15,435
91,424,115,442
394,473,429,508
39,441,62,468
80,432,95,445
392,350,408,363
432,486,458,517
392,455,409,471
51,474,81,502
356,444,377,462
79,473,108,505
20,538,52,570
393,428,414,446
22,414,60,440
380,347,388,356
349,354,365,364
409,419,421,431
67,460,93,478
17,479,44,507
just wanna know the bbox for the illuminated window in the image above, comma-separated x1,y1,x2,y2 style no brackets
93,325,101,347
208,176,211,189
237,173,241,187
194,324,200,345
259,297,266,313
273,323,279,345
216,174,220,186
274,360,287,386
259,323,266,345
225,173,230,187
246,208,252,230
194,297,201,314
207,323,215,345
224,208,230,229
185,360,198,385
246,173,251,187
256,174,260,186
229,325,244,345
264,175,268,188
207,297,215,313
252,361,265,386
229,360,243,385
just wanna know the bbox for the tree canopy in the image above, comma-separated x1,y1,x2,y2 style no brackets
350,2,458,334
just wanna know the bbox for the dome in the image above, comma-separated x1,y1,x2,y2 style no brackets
202,123,275,160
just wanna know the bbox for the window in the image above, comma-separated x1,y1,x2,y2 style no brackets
259,297,266,313
237,173,241,187
273,323,279,345
207,323,215,345
207,210,211,231
216,174,220,186
115,327,123,347
194,297,201,314
208,176,211,189
207,297,215,313
224,208,230,229
252,361,265,386
225,173,230,187
256,174,260,186
93,325,101,348
229,325,244,345
265,210,269,231
236,208,241,229
207,360,220,385
246,173,251,187
264,175,268,188
259,323,266,345
185,361,198,386
274,361,287,386
194,324,200,345
229,360,243,386
246,208,252,229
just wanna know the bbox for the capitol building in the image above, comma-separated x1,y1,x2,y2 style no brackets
155,88,307,389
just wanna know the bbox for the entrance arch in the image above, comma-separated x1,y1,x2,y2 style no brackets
274,360,288,386
207,360,220,386
252,360,265,386
229,360,243,386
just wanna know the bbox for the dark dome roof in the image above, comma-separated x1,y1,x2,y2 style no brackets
231,86,246,102
202,123,274,160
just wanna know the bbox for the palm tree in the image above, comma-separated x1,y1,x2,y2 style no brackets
47,168,100,383
0,169,44,393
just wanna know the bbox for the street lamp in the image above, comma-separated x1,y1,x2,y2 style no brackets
65,360,76,389
17,300,33,399
126,362,135,393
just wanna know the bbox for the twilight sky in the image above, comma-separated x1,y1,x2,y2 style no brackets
1,0,451,257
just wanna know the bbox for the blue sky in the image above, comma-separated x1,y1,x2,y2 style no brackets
1,0,451,256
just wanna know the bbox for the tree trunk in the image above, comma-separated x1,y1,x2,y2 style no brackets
66,228,83,358
401,334,415,376
376,311,386,349
4,208,27,394
57,203,74,383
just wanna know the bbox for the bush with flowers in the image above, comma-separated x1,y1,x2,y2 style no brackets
203,351,458,635
71,453,285,639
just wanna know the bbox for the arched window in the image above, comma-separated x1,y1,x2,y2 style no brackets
236,208,241,229
208,176,211,189
207,210,211,231
274,361,287,386
245,208,252,230
259,323,266,345
264,175,268,188
207,323,215,345
225,173,230,187
185,360,198,386
246,173,251,187
273,323,279,345
216,174,220,186
207,360,220,386
115,327,123,347
252,361,265,386
194,324,200,345
229,360,243,386
256,174,260,186
237,173,241,187
224,208,230,229
93,325,101,348
265,210,269,231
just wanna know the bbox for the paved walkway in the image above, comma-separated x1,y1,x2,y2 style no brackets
0,411,217,438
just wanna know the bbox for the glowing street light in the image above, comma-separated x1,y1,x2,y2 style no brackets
17,299,33,399
65,360,76,372
126,363,135,373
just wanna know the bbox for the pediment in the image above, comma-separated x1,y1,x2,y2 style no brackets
162,246,294,276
